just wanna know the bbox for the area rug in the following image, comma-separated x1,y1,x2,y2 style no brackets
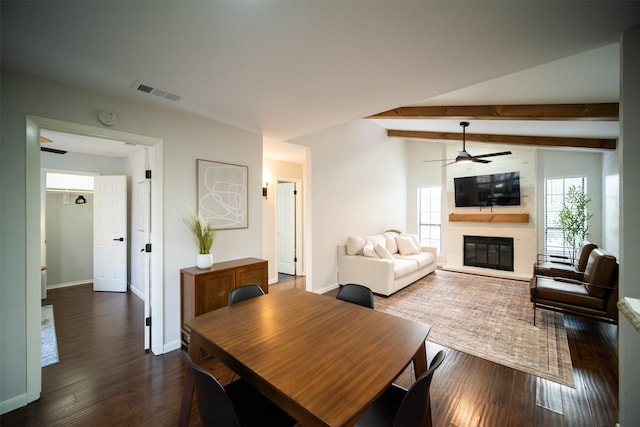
41,305,59,367
375,270,575,387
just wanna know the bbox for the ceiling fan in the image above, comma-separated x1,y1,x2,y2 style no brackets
423,121,512,166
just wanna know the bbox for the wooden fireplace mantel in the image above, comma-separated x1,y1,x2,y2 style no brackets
449,213,529,223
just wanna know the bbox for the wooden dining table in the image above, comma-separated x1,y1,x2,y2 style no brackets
179,288,430,427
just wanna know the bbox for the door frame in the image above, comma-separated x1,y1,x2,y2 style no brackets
26,116,165,399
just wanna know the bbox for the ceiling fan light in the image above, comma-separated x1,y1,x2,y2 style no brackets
456,150,472,164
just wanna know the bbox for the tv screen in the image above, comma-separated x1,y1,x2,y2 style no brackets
454,171,520,207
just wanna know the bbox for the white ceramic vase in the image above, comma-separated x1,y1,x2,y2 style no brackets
196,253,213,269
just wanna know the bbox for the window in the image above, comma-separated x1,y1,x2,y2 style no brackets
418,186,441,253
544,177,586,257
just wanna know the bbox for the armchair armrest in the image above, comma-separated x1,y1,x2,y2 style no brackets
583,282,617,291
552,277,583,286
537,253,572,265
420,245,437,256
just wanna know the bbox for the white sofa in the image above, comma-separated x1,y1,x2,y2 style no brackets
337,231,437,296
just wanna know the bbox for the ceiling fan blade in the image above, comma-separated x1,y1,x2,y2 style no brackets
443,160,457,167
472,158,491,164
473,151,512,159
422,158,455,163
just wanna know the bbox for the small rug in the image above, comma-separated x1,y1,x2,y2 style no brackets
375,270,575,387
41,305,59,367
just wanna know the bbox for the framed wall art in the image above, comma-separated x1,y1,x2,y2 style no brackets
197,159,248,229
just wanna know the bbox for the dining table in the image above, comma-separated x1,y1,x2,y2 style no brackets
179,287,431,427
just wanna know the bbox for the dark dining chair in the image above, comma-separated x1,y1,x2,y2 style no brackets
181,351,296,427
228,284,265,306
336,283,375,309
355,350,446,427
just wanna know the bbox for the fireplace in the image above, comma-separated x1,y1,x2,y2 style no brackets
464,235,514,272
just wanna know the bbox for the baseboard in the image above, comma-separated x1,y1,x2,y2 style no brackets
47,280,92,290
314,282,339,295
1,393,27,416
130,285,144,300
164,339,181,355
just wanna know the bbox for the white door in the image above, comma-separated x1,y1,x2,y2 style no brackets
93,175,127,292
277,182,296,275
138,177,152,349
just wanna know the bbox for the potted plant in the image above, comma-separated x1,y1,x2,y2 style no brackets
557,185,594,264
185,210,216,269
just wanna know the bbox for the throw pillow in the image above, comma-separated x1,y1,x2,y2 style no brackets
362,241,378,258
383,232,399,254
366,234,386,248
395,235,420,255
375,243,394,260
402,233,421,249
346,236,366,255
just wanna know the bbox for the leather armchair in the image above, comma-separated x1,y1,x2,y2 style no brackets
530,248,618,325
533,240,598,280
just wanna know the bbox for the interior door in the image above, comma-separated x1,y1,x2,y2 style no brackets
277,182,296,275
93,175,127,292
138,178,151,349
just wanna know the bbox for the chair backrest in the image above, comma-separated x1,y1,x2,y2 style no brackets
583,248,618,298
393,350,446,427
576,241,598,272
228,284,265,306
336,284,374,309
181,351,241,427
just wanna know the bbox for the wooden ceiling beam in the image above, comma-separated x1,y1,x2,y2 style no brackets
387,129,616,150
370,103,619,121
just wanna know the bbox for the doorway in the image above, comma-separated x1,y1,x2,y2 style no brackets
29,116,164,358
276,179,302,279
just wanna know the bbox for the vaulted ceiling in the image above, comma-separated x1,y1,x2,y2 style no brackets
3,1,639,160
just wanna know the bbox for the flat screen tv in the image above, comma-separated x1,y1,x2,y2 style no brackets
454,171,520,207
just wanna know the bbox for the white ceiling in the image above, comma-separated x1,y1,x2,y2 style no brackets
3,1,639,161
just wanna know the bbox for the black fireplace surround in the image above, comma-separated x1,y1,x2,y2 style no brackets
464,235,514,272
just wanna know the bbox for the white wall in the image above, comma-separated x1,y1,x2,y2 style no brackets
290,119,408,293
406,140,447,258
536,149,604,254
0,69,264,412
45,192,93,286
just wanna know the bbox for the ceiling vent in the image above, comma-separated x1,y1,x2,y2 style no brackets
132,81,181,102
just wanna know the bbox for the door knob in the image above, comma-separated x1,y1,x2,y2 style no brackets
113,237,124,241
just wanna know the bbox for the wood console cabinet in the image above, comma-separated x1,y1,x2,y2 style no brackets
180,257,268,347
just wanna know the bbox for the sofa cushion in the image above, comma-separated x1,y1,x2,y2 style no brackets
395,252,435,269
346,236,366,255
396,235,420,255
375,243,394,260
383,232,399,254
362,241,378,258
393,259,418,279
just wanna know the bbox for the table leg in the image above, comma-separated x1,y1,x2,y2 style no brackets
412,340,427,379
178,336,205,427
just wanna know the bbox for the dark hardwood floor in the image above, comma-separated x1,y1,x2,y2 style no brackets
2,275,618,426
